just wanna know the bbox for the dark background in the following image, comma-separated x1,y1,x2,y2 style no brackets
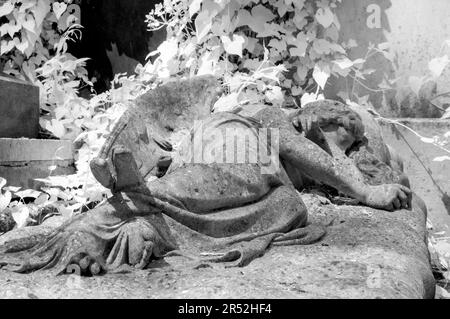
68,0,165,92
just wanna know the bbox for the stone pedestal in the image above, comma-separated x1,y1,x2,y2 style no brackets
0,75,39,138
0,138,75,189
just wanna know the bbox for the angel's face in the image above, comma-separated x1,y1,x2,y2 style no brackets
188,75,223,112
321,123,357,152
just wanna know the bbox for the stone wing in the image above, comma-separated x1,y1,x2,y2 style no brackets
90,76,221,190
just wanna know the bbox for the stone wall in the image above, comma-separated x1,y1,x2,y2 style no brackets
0,138,75,189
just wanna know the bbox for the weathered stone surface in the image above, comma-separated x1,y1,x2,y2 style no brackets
0,194,434,299
0,76,39,138
0,83,433,298
0,138,73,162
0,138,74,188
0,209,14,234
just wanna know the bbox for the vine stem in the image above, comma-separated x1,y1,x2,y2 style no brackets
350,74,390,94
378,117,450,156
431,91,450,101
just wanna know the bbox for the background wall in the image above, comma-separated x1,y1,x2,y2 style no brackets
68,0,164,92
381,120,450,235
327,0,450,117
386,0,450,90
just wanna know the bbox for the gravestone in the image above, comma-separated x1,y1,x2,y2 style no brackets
0,74,74,189
0,74,39,138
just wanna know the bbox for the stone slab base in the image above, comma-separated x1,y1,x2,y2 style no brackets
0,138,74,189
0,194,434,299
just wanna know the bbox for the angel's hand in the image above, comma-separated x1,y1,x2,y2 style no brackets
363,184,412,211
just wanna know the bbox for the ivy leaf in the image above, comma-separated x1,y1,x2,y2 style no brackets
265,86,283,105
237,5,276,36
296,64,308,81
213,92,240,112
16,189,42,199
257,22,284,38
0,190,11,212
52,2,67,20
289,33,308,57
315,7,334,28
189,0,202,18
313,39,332,55
0,2,14,18
45,119,66,138
11,205,30,228
429,55,450,78
251,5,276,25
14,37,29,54
197,51,216,75
19,1,36,13
312,65,330,90
33,0,51,28
195,10,212,42
274,0,289,16
377,42,390,51
291,86,303,96
35,193,50,206
0,177,6,190
352,58,365,66
7,22,21,38
0,23,7,36
329,43,346,54
293,8,308,29
0,40,15,55
301,92,324,107
221,34,245,57
333,57,354,70
4,186,21,193
22,15,36,34
268,39,286,53
57,205,73,220
157,37,178,63
195,0,221,42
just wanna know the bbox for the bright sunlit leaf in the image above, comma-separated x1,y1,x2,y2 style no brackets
312,65,330,90
429,55,450,78
221,34,245,57
11,205,30,228
315,7,334,28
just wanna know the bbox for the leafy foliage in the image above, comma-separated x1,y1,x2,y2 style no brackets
0,0,93,138
1,0,80,80
144,0,355,110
